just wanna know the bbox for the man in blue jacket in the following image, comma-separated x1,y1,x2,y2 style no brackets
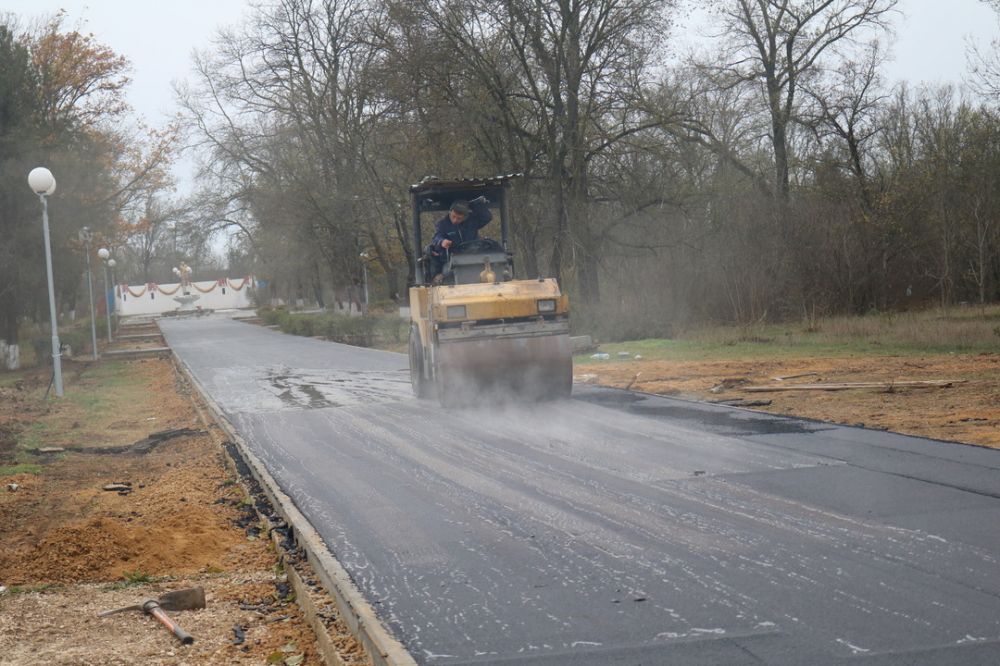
429,196,492,282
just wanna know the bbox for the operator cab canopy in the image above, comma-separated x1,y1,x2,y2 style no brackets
410,174,520,286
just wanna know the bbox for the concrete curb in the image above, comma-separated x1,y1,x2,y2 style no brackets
103,347,171,358
165,339,417,666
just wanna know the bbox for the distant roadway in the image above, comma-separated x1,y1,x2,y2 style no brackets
160,314,1000,665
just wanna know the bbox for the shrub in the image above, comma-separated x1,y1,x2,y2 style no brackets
257,307,288,326
375,315,407,344
261,309,407,348
58,329,89,357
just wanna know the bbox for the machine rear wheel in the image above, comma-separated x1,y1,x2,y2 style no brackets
409,325,433,399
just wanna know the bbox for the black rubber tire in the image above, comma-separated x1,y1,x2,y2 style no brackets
409,325,433,399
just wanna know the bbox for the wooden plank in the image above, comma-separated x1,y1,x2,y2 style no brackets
771,372,819,381
744,380,966,393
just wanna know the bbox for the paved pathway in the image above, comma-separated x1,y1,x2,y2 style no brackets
161,314,1000,665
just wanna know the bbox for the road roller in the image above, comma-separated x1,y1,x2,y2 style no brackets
407,175,572,405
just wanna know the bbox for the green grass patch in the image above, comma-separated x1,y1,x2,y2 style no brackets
0,371,26,388
0,463,43,477
122,570,155,585
5,583,64,595
102,570,159,589
14,421,48,451
13,359,148,451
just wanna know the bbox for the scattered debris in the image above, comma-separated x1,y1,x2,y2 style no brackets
590,353,610,360
0,585,7,595
68,427,203,455
569,335,596,353
634,355,643,360
232,624,247,645
102,482,132,493
692,470,706,476
744,380,966,393
274,580,293,601
709,377,751,393
625,373,642,391
128,428,202,454
36,447,65,454
709,398,773,408
574,373,598,384
6,483,19,492
617,351,631,358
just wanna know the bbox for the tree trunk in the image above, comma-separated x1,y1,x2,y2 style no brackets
772,115,790,202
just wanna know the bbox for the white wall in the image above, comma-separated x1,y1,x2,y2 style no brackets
117,278,255,316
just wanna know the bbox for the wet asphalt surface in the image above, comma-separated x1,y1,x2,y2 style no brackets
160,314,1000,665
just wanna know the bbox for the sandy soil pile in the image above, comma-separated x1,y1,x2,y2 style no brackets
0,356,367,665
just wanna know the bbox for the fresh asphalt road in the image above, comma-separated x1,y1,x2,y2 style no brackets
160,314,1000,665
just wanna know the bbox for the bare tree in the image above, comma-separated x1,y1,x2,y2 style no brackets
177,0,405,303
969,1,1000,100
414,0,673,303
802,41,888,211
701,0,898,201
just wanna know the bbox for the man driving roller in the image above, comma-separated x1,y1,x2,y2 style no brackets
429,196,492,281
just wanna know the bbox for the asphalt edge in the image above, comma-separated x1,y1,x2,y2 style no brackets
165,346,418,666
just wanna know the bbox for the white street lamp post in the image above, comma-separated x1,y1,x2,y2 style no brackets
98,248,113,342
108,258,117,323
360,252,370,316
27,167,63,397
79,227,98,360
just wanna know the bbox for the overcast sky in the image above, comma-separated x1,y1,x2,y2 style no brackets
4,1,997,124
3,0,998,179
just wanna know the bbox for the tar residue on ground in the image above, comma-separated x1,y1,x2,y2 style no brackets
574,387,828,436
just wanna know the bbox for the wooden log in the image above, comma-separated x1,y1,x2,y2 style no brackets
743,380,966,392
771,372,819,381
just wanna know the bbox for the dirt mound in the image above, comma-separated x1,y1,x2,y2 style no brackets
22,507,246,584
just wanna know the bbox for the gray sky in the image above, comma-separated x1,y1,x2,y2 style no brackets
887,0,997,86
4,0,996,126
673,0,999,87
3,0,998,183
4,1,250,127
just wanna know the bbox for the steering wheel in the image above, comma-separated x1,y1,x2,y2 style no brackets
452,238,503,254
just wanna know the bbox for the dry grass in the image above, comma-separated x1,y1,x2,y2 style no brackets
689,304,1000,353
806,305,1000,347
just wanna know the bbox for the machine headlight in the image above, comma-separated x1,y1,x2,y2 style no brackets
537,299,557,313
446,305,467,319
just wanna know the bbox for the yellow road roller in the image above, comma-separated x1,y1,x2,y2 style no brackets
407,175,572,405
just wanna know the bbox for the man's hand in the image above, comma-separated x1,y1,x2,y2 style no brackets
441,239,453,249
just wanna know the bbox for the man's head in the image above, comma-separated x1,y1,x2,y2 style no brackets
449,200,470,224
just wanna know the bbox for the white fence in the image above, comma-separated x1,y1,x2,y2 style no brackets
117,277,255,317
